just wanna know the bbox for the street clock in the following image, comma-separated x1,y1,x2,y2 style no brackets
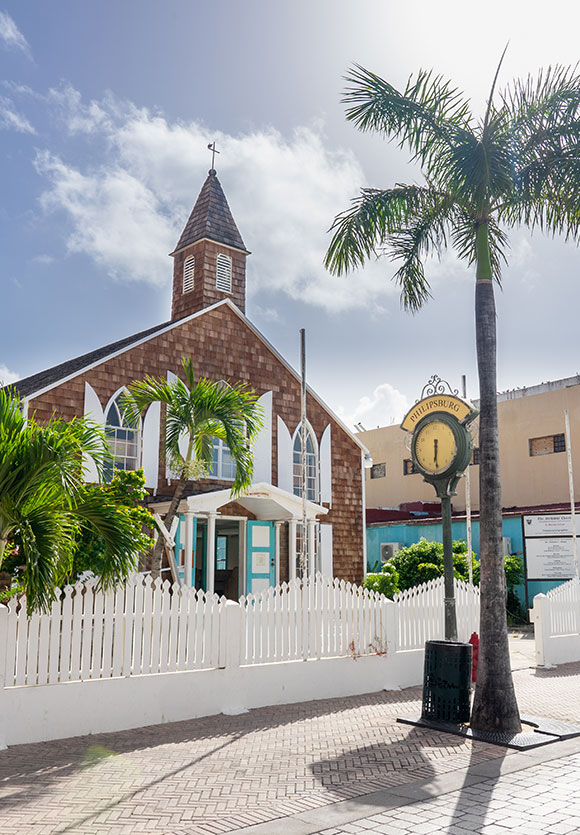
400,375,479,642
401,376,478,497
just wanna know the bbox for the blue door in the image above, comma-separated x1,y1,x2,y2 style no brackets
174,514,197,586
246,521,276,595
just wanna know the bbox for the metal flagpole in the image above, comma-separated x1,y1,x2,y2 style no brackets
300,329,308,578
564,409,579,580
462,375,473,585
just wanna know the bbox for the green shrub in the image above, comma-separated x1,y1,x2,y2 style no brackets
363,562,399,598
416,562,442,582
389,538,477,591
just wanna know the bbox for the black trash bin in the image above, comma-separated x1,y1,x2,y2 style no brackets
421,639,472,723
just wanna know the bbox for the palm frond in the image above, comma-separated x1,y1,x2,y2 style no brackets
73,486,140,590
126,360,262,496
325,184,445,276
343,65,473,175
499,64,580,234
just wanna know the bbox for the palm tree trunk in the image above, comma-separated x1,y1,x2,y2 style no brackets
150,475,188,580
470,222,521,733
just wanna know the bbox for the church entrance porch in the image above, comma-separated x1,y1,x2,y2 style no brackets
153,482,329,599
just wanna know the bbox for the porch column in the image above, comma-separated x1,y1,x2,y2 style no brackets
274,521,282,586
184,509,195,587
308,519,316,578
240,518,247,597
288,518,298,580
207,512,216,594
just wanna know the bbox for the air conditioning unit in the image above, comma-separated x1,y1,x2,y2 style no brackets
380,542,403,563
502,537,512,555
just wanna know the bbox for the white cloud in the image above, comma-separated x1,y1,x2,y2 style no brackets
30,88,401,312
0,12,31,58
337,382,409,430
250,304,281,323
0,96,35,133
0,363,19,385
47,83,112,134
35,151,175,284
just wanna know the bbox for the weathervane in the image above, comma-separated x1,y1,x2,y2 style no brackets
207,141,220,170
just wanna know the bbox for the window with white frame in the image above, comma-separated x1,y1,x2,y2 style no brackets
216,253,232,292
293,425,318,501
208,438,236,480
183,255,195,293
104,393,140,481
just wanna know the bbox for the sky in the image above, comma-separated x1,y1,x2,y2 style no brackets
1,1,580,431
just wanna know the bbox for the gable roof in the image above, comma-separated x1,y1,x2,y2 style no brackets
8,298,367,452
9,319,171,399
171,169,249,255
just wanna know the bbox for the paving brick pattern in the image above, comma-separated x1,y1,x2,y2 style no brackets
317,752,580,835
0,643,577,834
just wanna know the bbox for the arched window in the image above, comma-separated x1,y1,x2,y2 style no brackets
293,424,318,501
183,255,195,293
216,253,232,292
104,392,140,482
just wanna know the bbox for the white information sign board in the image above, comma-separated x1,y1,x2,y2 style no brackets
523,514,578,537
525,537,576,580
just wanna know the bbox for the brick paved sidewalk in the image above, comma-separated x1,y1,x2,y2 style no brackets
0,647,577,834
313,750,580,835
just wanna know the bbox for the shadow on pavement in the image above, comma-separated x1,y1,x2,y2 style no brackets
0,687,425,829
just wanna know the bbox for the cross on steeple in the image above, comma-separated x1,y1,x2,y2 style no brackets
207,141,220,171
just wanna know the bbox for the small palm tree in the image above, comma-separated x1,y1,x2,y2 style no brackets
123,358,263,578
0,389,145,612
325,58,580,733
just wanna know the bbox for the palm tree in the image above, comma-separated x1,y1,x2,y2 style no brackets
123,358,263,578
0,389,146,613
325,59,580,733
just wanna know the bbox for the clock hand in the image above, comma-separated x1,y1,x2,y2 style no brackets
434,438,438,467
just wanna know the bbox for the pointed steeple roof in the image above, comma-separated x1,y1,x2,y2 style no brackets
171,169,249,255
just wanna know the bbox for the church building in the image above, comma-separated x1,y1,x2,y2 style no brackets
9,167,367,597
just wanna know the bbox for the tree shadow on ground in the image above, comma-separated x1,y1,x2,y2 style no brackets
534,660,580,679
309,717,507,813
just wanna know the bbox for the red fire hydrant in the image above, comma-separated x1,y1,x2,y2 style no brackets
469,632,479,682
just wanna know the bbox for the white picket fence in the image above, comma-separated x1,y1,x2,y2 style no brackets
393,577,480,651
0,573,480,747
530,577,580,666
240,578,392,665
5,576,223,687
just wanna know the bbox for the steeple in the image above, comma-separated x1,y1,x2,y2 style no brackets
170,168,250,320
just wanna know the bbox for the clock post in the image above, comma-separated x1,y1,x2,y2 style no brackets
401,376,479,641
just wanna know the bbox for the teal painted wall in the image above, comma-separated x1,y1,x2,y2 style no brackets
367,515,561,609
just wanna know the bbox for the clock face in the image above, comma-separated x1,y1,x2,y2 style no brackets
414,420,457,475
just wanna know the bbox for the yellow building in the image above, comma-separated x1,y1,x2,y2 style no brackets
360,375,580,513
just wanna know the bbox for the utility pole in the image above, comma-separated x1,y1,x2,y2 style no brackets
300,329,307,577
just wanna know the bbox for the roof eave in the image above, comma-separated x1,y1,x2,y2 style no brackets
169,237,251,257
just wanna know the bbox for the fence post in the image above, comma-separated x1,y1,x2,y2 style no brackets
220,600,242,671
0,605,9,748
530,593,548,667
385,599,398,656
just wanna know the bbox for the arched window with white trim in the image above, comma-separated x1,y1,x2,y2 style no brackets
104,391,140,482
292,423,318,501
182,255,195,293
216,253,232,292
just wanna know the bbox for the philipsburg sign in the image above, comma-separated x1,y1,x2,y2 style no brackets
401,394,473,431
